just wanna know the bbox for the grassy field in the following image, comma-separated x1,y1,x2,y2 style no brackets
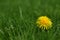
0,0,60,40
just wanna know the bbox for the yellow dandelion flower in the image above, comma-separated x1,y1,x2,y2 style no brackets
36,16,52,30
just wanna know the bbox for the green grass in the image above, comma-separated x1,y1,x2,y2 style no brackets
0,0,60,40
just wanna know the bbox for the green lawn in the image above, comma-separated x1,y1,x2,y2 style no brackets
0,0,60,40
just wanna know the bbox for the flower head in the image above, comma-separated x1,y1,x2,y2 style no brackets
36,16,52,30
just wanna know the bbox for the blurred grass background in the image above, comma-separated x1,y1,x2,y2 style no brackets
0,0,60,40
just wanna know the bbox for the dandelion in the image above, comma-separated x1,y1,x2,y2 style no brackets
36,16,52,30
